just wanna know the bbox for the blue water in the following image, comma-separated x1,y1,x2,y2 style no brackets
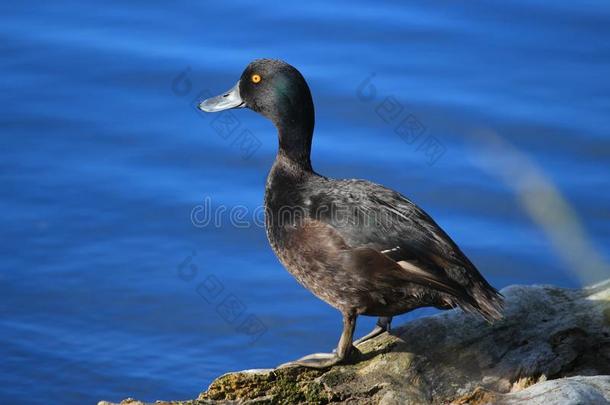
2,1,609,403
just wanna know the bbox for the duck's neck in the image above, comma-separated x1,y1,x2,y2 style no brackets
276,122,314,172
271,81,315,173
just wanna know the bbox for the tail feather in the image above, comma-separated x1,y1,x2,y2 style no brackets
457,282,504,323
393,258,504,322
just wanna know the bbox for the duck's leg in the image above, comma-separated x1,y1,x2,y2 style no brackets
278,312,357,369
353,316,392,346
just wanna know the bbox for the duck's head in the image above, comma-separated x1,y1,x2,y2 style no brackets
199,59,315,167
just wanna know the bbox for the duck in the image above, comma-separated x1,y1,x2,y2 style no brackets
199,59,503,368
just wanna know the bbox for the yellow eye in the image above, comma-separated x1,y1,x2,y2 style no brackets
251,74,261,83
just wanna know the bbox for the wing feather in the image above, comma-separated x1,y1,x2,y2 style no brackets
306,178,504,321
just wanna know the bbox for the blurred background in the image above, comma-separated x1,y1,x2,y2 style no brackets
1,1,609,404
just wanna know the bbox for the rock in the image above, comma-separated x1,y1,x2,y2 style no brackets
498,375,610,404
100,279,610,404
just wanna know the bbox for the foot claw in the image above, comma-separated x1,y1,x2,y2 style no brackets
353,325,386,346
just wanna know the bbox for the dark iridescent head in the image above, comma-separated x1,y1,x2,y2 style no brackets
199,59,315,166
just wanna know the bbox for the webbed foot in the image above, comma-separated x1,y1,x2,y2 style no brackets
279,312,359,369
278,352,342,369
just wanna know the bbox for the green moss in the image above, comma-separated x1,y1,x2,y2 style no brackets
199,368,330,404
201,371,275,400
270,368,329,404
320,368,354,387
